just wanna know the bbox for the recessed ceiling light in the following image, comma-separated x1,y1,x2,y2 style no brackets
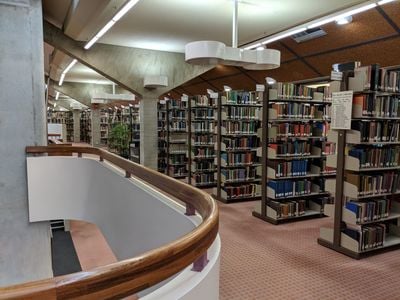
336,16,352,25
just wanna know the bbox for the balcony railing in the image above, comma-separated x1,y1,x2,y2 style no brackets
0,146,219,299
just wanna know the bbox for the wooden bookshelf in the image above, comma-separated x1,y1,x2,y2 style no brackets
188,95,217,188
80,110,91,144
158,100,168,173
213,90,263,203
129,104,140,163
253,78,339,225
318,64,400,259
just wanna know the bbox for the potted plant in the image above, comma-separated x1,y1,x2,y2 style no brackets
108,123,130,158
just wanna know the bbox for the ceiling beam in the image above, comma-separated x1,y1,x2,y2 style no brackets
375,6,400,35
44,20,214,98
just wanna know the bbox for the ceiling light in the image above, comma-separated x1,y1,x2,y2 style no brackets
266,77,276,85
262,27,307,45
308,3,377,29
336,15,352,25
58,73,65,86
84,0,141,50
378,0,396,4
257,46,264,50
224,85,232,91
55,91,60,100
129,103,133,107
121,105,125,108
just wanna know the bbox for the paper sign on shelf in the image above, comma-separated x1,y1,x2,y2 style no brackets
331,91,353,130
256,84,265,92
210,92,219,99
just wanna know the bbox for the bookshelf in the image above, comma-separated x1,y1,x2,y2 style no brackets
47,111,72,142
166,99,188,179
129,104,140,163
65,112,74,142
80,110,91,144
158,100,168,173
188,95,217,188
213,90,263,203
318,64,400,258
100,109,109,146
253,78,339,224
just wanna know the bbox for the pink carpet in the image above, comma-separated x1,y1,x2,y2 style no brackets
218,201,400,300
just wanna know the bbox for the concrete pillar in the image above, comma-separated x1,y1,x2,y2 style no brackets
73,110,81,143
140,95,158,170
91,107,101,147
0,0,52,286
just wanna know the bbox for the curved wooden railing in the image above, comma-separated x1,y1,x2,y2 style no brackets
0,146,219,300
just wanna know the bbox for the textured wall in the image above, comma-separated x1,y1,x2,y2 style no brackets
0,0,52,286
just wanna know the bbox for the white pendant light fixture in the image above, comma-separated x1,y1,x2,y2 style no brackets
185,0,280,70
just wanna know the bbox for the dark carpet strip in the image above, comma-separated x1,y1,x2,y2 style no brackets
51,230,82,276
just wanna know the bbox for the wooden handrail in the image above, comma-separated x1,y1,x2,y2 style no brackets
0,146,219,300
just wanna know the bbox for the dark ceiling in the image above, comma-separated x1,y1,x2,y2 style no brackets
166,2,400,99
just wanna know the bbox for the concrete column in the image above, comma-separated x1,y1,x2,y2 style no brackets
140,95,158,170
73,110,81,143
91,107,101,147
0,0,52,286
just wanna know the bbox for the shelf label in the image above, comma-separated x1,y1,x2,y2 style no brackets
256,84,265,92
330,71,343,81
331,91,353,130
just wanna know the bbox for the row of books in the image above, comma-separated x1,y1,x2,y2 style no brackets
169,155,187,164
223,183,260,199
193,148,214,157
348,146,400,168
270,82,314,100
192,109,214,119
345,199,391,224
224,91,258,105
313,160,336,174
268,179,316,198
270,103,323,119
269,200,306,218
271,122,330,138
222,167,257,182
193,161,215,172
352,121,400,142
222,136,259,149
169,121,187,131
168,166,187,177
225,106,260,120
169,99,187,109
268,160,309,177
193,135,215,145
354,64,400,92
221,152,257,166
169,144,187,153
269,142,312,156
192,121,214,133
223,120,258,134
169,132,186,143
192,173,216,185
322,142,336,155
192,95,215,107
169,111,186,119
343,224,385,252
353,94,400,118
347,172,400,196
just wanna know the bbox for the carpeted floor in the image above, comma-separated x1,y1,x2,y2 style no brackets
217,201,400,300
51,230,81,276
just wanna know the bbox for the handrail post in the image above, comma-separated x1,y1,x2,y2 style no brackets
185,203,195,216
78,152,82,158
192,252,209,272
125,171,131,178
99,156,104,162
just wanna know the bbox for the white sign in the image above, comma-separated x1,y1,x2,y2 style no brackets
330,71,343,81
331,91,353,130
210,92,219,99
256,84,265,92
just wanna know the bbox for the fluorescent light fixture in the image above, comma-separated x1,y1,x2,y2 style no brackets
58,73,65,86
55,91,60,100
129,103,133,107
53,103,56,108
262,27,306,45
378,0,396,4
308,3,377,29
121,105,125,108
63,59,77,74
266,77,276,85
257,46,264,50
84,0,141,50
336,15,352,25
114,106,118,110
244,43,261,50
224,85,232,91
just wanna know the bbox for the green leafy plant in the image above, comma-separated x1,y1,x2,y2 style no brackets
108,123,130,158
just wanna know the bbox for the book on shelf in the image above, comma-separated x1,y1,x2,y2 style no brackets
269,200,306,218
221,152,258,166
379,68,400,92
193,173,215,185
223,106,260,120
222,91,260,105
192,147,214,158
269,103,324,119
346,172,400,196
222,183,260,199
192,134,215,145
351,120,400,142
192,108,215,119
353,94,400,118
191,121,214,133
221,136,259,150
191,95,216,107
345,199,390,224
267,160,308,177
221,120,259,134
268,141,311,157
342,223,386,252
348,146,400,169
169,99,188,109
221,167,257,182
192,161,215,172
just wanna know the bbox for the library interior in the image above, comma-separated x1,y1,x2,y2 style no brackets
2,0,400,299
